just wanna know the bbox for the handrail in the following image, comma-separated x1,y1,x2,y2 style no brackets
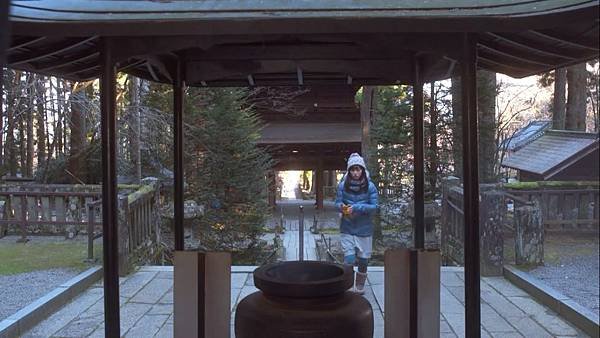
298,205,304,261
320,232,342,264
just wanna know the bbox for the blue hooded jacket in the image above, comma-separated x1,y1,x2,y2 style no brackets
335,176,378,237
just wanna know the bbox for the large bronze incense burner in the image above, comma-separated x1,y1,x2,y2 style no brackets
235,261,373,338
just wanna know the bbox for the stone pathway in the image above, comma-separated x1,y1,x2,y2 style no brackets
282,223,318,261
24,266,588,337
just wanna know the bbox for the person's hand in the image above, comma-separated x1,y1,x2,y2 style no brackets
347,205,353,214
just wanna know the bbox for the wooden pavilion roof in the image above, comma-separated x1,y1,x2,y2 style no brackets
6,0,600,87
502,130,599,178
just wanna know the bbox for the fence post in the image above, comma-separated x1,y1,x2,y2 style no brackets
479,185,504,276
514,201,544,265
118,194,131,276
0,200,5,238
87,203,95,261
441,176,460,264
17,195,29,243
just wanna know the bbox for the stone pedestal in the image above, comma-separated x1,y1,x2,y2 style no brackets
408,202,441,246
385,248,440,338
514,203,544,265
480,186,505,276
174,251,231,338
117,194,131,276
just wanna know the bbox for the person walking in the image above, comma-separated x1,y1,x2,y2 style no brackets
335,153,378,294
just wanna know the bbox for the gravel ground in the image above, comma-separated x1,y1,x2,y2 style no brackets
0,268,80,321
529,254,600,316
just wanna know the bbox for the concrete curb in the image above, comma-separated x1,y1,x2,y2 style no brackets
503,265,600,337
0,266,103,338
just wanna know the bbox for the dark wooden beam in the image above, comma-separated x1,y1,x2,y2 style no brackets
461,33,481,338
6,36,45,53
412,54,425,250
100,37,121,337
174,58,185,251
8,36,97,66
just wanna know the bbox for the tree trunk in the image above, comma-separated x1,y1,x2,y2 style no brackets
19,106,26,175
451,76,462,179
55,79,63,156
4,70,16,175
427,82,439,199
478,70,497,183
129,76,142,183
35,75,47,175
360,86,374,165
552,68,567,129
566,63,587,131
0,71,5,167
67,84,86,182
26,74,34,177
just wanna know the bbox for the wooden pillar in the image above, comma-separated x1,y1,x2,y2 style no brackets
316,165,324,210
174,252,231,338
461,33,481,338
100,37,121,337
0,0,9,130
360,86,374,164
412,55,425,249
174,58,185,251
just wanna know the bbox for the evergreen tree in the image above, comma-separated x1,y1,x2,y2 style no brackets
190,88,274,253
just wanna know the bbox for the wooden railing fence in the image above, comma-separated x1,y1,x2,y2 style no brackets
0,184,102,241
0,183,161,271
505,187,599,231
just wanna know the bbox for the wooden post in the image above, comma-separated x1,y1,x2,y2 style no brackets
461,33,481,338
87,202,95,261
174,252,231,338
100,37,121,337
385,249,440,338
316,165,324,210
174,58,185,251
441,176,460,264
0,0,9,123
17,195,28,242
412,55,425,249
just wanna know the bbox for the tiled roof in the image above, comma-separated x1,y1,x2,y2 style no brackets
501,120,551,152
502,130,599,177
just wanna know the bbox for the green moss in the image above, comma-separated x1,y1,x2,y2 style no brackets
319,228,340,234
118,184,141,190
505,181,599,190
127,185,155,204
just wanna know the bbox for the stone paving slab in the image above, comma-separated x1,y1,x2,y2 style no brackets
23,266,589,338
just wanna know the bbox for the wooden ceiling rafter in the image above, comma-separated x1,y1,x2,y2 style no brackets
8,36,98,66
6,36,47,53
527,29,599,51
36,51,99,72
484,32,577,61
